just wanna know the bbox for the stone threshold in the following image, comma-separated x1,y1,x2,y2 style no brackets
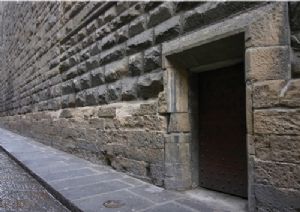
0,127,246,212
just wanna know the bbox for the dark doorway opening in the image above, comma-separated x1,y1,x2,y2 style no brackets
191,63,247,198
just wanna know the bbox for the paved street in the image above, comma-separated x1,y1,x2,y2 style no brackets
0,128,247,212
0,149,69,212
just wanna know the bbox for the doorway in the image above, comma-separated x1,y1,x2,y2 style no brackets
195,63,247,198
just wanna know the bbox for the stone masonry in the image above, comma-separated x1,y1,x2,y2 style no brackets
0,2,299,211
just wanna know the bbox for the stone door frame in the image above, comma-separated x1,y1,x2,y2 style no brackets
161,2,290,209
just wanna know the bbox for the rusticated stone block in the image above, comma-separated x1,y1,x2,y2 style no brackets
97,85,108,104
62,67,78,81
61,94,76,108
137,71,163,99
85,56,99,71
77,62,87,75
101,44,125,65
90,67,105,87
105,58,128,83
79,73,91,90
144,45,161,72
89,41,101,56
75,91,86,107
115,25,129,44
129,53,143,76
175,2,201,12
129,15,146,37
246,46,290,82
85,88,98,106
101,33,116,50
107,81,122,102
127,29,153,54
254,109,300,135
143,2,162,12
61,80,75,95
155,15,180,44
148,2,174,28
121,77,137,101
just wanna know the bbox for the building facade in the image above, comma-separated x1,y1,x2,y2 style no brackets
0,2,299,211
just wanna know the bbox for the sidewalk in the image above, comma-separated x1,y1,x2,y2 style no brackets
0,128,244,212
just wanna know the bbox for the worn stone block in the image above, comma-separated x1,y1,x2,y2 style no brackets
90,67,105,87
253,80,286,108
115,25,129,44
246,3,289,47
97,107,116,118
127,29,153,54
101,33,116,50
101,44,125,65
155,15,180,44
75,91,86,107
168,113,190,133
246,46,290,82
61,80,75,95
79,73,92,90
85,88,98,106
107,81,122,102
144,45,161,72
85,56,99,71
254,109,300,135
105,58,128,83
129,53,143,76
89,41,101,56
280,79,300,107
137,71,163,99
96,85,108,105
129,15,146,37
121,77,137,101
147,2,174,28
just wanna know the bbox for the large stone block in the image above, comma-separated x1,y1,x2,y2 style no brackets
154,15,180,44
137,71,164,99
101,44,125,65
168,113,190,133
253,80,286,108
105,58,128,83
90,67,105,87
121,77,138,101
129,53,143,76
147,2,174,28
129,15,146,37
280,79,300,107
144,45,161,73
246,46,290,82
246,3,289,47
254,135,300,163
254,109,300,135
127,29,153,54
254,159,300,189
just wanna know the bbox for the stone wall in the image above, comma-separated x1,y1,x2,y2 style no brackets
0,2,299,211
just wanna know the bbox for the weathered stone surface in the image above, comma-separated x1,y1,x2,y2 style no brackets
104,58,128,83
75,91,86,107
137,71,164,99
254,135,300,163
101,44,125,65
246,3,289,47
85,88,98,106
144,46,161,72
127,29,153,54
168,113,190,133
155,16,180,44
129,53,143,76
129,15,146,37
90,67,105,87
121,78,138,101
254,109,300,135
147,2,174,28
253,80,286,108
61,80,75,95
280,79,300,107
246,46,290,82
96,85,108,104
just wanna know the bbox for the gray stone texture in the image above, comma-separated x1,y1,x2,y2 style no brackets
0,2,298,212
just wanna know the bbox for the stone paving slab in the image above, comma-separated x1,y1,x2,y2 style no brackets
0,128,244,212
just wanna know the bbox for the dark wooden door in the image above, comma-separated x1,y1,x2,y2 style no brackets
198,63,247,198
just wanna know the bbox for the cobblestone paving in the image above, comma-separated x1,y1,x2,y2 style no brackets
0,149,69,212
